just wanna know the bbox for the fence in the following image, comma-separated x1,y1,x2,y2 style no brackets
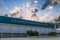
0,33,27,38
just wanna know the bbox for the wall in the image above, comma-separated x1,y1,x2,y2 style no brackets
0,23,55,34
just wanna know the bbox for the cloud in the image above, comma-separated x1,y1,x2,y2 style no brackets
26,9,33,14
34,0,38,3
50,0,58,5
42,12,51,19
48,6,53,10
9,6,23,18
10,6,21,14
39,12,53,22
48,14,60,22
57,0,60,3
26,2,32,7
49,16,54,21
40,0,58,10
56,14,60,18
40,0,50,10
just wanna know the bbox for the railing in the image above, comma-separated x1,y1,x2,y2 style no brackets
0,33,27,38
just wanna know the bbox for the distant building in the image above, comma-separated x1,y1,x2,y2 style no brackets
0,16,58,38
54,16,60,33
54,17,60,26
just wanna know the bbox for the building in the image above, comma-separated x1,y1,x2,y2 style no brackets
0,16,58,38
54,16,60,33
54,16,60,26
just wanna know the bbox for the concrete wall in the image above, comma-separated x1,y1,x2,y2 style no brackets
0,23,55,34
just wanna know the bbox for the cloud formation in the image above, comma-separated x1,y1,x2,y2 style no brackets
34,0,38,3
49,6,53,10
26,9,33,14
56,14,60,18
26,2,32,7
41,0,58,10
10,6,21,15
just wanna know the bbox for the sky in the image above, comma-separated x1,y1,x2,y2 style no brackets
0,0,60,22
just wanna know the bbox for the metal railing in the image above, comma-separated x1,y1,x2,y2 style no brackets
0,33,27,38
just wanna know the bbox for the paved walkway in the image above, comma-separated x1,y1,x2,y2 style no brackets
0,37,60,40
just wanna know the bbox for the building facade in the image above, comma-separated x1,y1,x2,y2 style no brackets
0,16,58,38
54,16,60,33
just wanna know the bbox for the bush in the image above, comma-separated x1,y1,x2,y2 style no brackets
27,30,39,36
48,32,57,36
34,31,39,36
27,30,34,36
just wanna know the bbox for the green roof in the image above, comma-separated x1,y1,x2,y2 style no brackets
0,16,58,28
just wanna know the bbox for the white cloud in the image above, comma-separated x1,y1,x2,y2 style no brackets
10,6,21,14
49,6,53,10
42,12,51,19
26,2,32,7
26,4,30,7
26,9,33,14
34,0,38,3
49,16,54,21
50,0,58,5
8,5,56,22
39,12,53,22
56,14,60,18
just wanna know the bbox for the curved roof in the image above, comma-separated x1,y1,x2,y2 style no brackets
0,16,58,28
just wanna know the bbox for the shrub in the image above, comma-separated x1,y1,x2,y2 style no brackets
48,32,57,36
27,30,34,36
34,31,39,36
27,30,39,36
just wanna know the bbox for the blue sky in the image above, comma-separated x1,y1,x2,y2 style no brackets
0,0,60,22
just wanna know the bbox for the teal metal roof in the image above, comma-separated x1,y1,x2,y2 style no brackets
0,16,58,28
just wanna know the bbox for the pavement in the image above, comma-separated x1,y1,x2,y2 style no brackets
0,37,60,40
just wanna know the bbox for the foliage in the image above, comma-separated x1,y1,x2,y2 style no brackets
27,30,39,36
48,32,57,36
